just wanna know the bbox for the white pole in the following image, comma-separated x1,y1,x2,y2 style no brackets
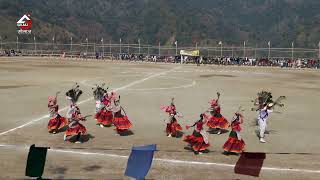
120,38,122,54
291,42,294,60
16,36,19,52
52,36,54,55
34,36,36,54
101,38,104,59
175,41,178,56
127,42,130,54
318,41,320,59
158,42,160,56
0,35,2,52
243,41,246,59
70,37,72,54
138,38,141,54
86,38,88,55
231,45,234,57
220,42,223,57
109,39,111,57
268,41,271,59
255,44,257,59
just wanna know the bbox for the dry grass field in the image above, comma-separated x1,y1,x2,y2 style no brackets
0,57,320,179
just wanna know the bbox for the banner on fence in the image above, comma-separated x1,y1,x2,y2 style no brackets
180,50,200,56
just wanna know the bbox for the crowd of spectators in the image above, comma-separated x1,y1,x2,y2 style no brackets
1,50,319,69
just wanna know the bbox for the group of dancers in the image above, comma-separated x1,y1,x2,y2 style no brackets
160,93,245,155
47,83,132,143
47,84,284,155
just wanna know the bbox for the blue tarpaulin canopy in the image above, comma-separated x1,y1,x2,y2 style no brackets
125,144,157,180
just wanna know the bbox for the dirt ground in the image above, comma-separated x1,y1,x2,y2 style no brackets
0,57,320,180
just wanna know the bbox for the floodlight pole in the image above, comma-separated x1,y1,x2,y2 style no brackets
16,36,19,52
291,42,294,60
34,36,36,55
138,38,141,54
220,42,223,57
243,41,246,59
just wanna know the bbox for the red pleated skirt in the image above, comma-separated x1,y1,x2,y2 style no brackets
95,109,113,126
183,132,210,151
223,133,245,153
166,121,182,135
113,111,132,130
207,116,230,129
65,123,87,136
47,115,68,131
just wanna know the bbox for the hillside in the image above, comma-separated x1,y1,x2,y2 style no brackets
0,0,320,48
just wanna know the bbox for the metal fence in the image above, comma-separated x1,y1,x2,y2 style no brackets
1,41,320,60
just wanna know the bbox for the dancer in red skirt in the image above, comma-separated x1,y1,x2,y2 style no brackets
64,84,87,143
223,112,245,155
184,114,210,155
205,92,230,134
161,98,183,137
110,91,132,135
47,92,67,134
64,111,87,143
93,84,113,128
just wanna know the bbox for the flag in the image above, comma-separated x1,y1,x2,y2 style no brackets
268,41,270,46
120,38,122,43
25,144,50,178
174,41,177,45
70,37,72,41
234,152,266,177
52,36,54,41
125,144,157,179
292,42,294,48
101,38,103,42
218,41,222,45
33,36,35,41
85,38,88,42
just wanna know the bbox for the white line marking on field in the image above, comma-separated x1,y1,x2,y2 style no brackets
0,144,320,174
81,75,196,91
0,67,181,136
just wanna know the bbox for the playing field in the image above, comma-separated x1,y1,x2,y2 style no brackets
0,57,320,180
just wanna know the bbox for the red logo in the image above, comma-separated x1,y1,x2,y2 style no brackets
17,14,32,30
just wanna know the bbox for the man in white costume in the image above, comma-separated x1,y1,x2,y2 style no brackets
258,103,274,143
